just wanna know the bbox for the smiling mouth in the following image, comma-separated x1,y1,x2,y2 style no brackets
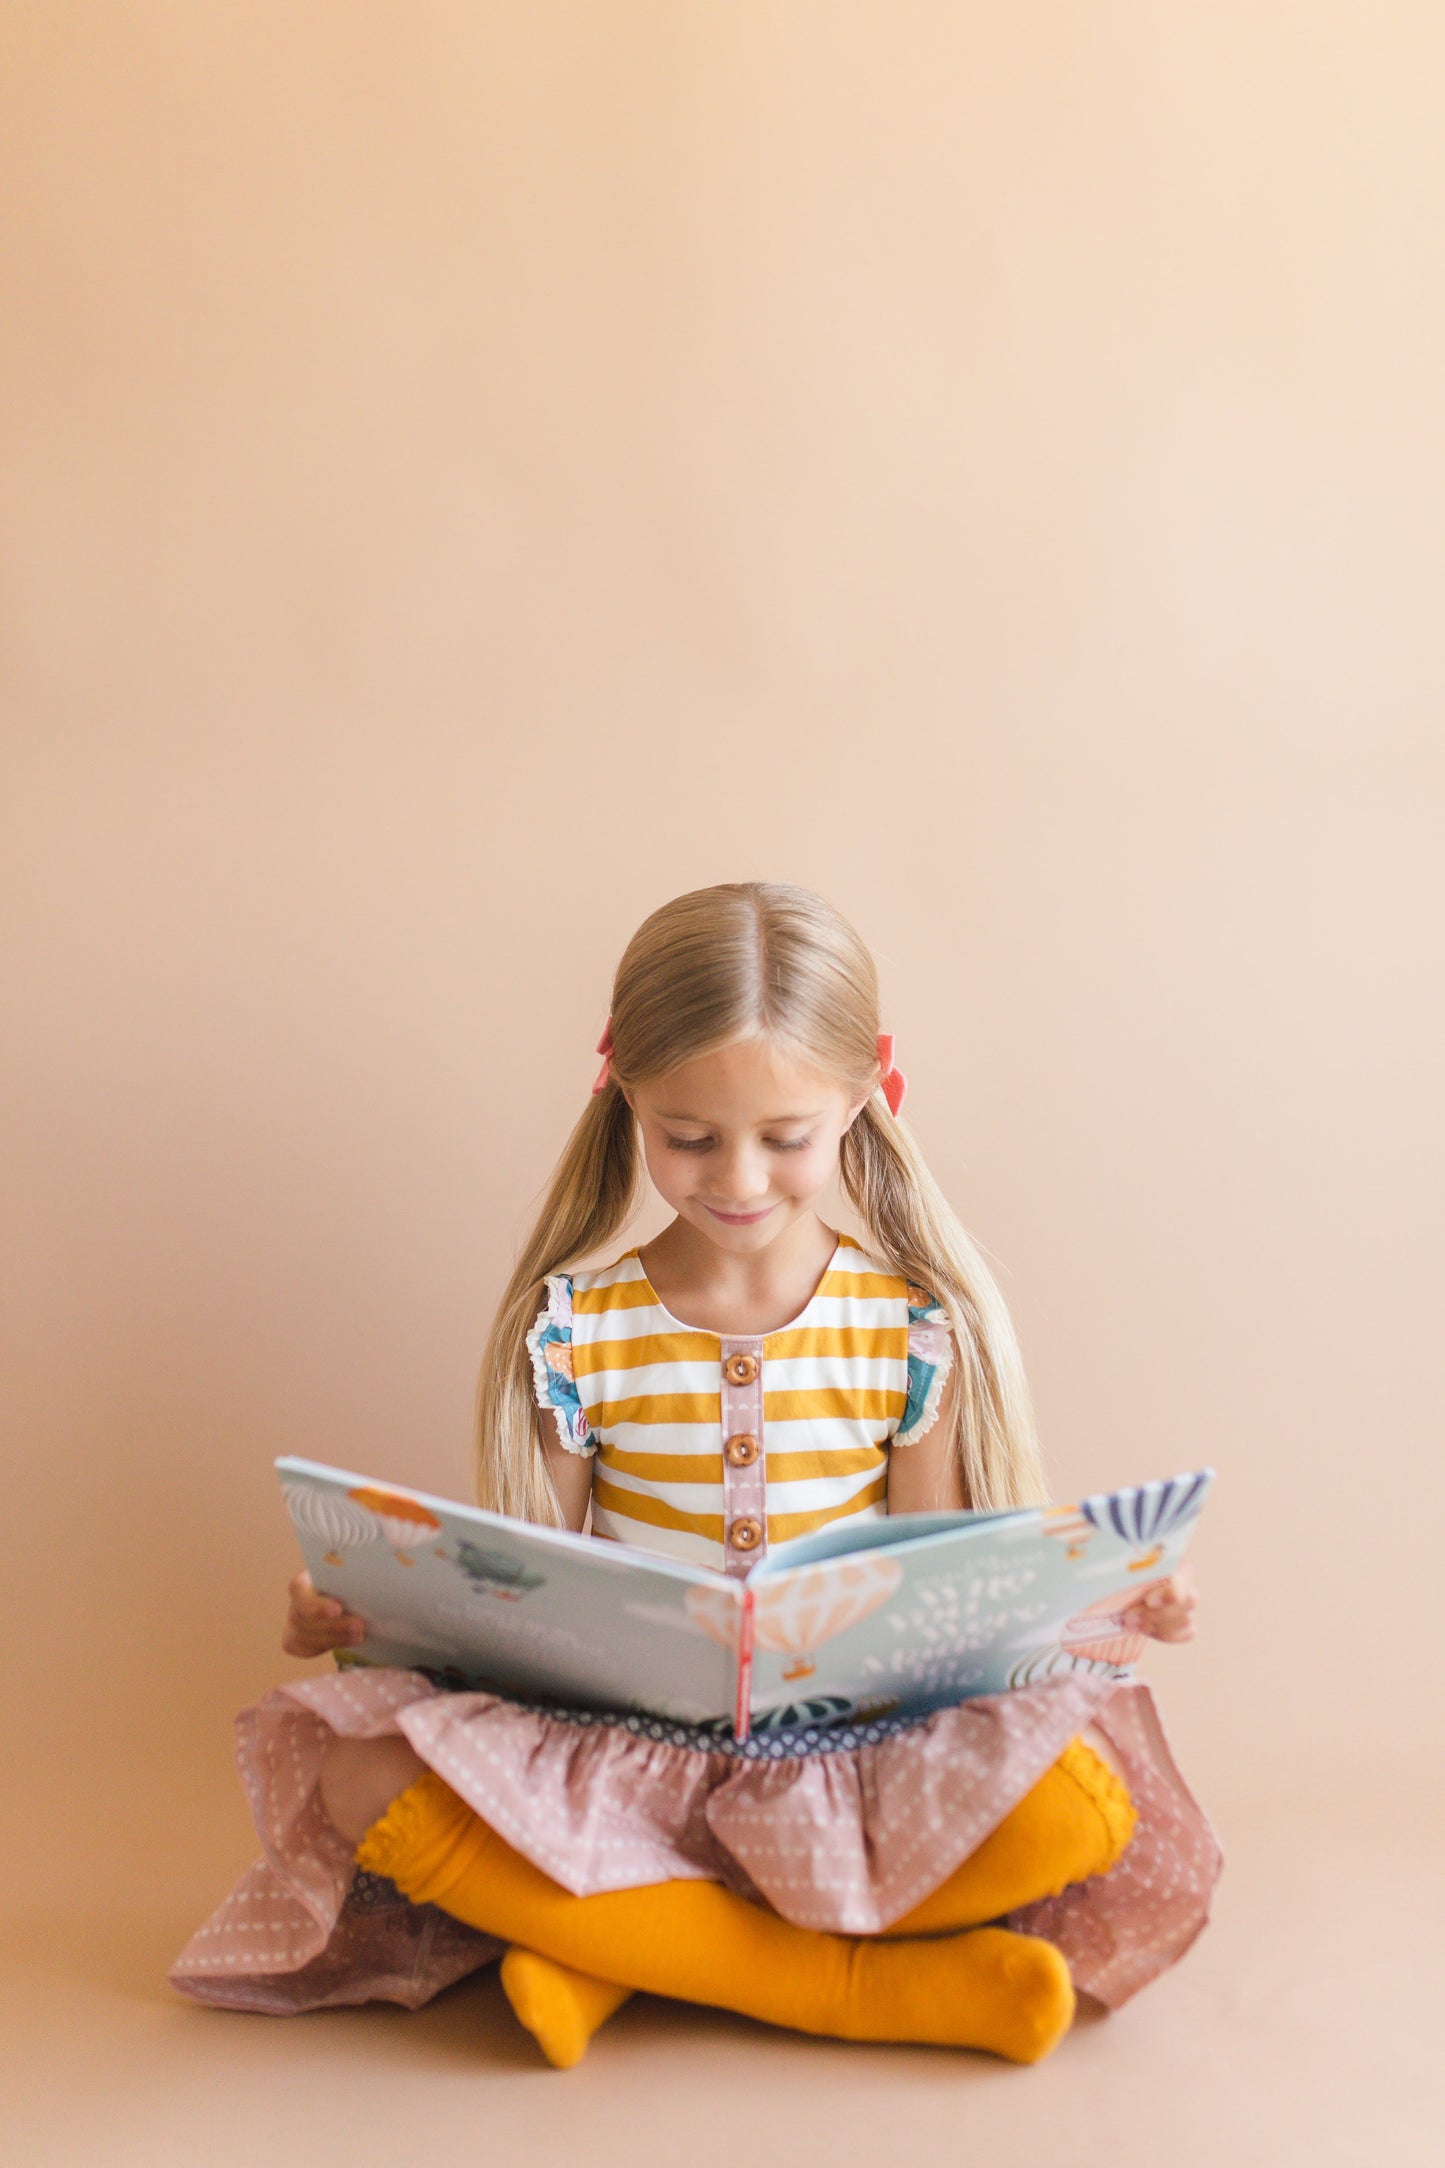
704,1203,776,1224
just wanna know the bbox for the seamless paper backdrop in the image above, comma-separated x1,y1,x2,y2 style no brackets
2,0,1441,1965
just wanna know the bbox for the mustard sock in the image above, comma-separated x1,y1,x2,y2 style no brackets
498,1949,632,2069
475,1733,1133,2064
356,1772,1075,2062
881,1733,1138,1935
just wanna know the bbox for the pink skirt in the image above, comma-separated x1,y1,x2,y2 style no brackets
170,1668,1223,2018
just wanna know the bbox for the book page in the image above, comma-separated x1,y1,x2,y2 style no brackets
277,1456,741,1726
738,1470,1214,1732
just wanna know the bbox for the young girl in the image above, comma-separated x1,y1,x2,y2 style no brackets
172,882,1218,2066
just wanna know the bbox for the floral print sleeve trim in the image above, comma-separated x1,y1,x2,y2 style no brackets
524,1274,596,1458
893,1283,956,1447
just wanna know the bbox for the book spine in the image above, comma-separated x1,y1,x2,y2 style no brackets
733,1585,756,1743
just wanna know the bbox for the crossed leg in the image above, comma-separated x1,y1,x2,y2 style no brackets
320,1721,1135,2067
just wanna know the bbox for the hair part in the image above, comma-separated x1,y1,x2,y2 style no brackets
474,881,1049,1521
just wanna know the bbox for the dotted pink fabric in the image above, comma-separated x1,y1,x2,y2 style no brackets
170,1669,1222,2015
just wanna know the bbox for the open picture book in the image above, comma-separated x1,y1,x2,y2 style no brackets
278,1456,1213,1741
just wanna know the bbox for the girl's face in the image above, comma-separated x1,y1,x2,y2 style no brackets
623,1036,872,1251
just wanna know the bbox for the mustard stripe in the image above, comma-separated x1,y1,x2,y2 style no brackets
595,1443,886,1486
590,1392,722,1427
757,1446,887,1481
767,1474,890,1543
586,1388,907,1428
797,1270,911,1304
591,1478,725,1542
764,1388,905,1421
571,1323,907,1375
597,1447,725,1483
572,1330,726,1374
764,1325,908,1361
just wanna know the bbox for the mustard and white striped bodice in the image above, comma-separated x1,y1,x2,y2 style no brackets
526,1231,954,1575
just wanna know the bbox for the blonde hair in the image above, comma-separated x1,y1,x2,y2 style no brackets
474,882,1050,1523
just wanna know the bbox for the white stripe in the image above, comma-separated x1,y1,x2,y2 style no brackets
577,1353,906,1396
589,1512,723,1566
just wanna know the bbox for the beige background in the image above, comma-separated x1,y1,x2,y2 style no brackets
3,4,1441,2160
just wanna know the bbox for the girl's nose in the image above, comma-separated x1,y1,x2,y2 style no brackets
707,1146,773,1205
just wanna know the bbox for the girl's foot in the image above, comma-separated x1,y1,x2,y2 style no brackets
499,1948,634,2067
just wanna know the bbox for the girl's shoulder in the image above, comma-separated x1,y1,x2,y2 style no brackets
833,1233,949,1322
567,1249,643,1298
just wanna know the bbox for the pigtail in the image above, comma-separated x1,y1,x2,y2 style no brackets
840,1099,1050,1512
472,1078,640,1520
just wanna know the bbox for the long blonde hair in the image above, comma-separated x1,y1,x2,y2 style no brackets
475,882,1049,1522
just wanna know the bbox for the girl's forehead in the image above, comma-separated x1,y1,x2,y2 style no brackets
642,1036,844,1117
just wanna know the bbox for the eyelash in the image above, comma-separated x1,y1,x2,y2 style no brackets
664,1137,812,1153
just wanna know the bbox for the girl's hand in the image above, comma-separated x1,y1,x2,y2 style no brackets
282,1568,367,1658
1120,1562,1198,1643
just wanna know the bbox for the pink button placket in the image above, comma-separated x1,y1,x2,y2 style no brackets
719,1340,766,1579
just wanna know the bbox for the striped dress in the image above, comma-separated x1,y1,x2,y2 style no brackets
525,1230,955,1576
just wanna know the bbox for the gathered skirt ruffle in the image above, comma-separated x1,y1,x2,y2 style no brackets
170,1667,1222,2017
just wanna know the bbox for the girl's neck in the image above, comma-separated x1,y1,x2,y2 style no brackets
638,1213,841,1337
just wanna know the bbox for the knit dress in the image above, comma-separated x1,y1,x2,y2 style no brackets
170,1233,1222,2017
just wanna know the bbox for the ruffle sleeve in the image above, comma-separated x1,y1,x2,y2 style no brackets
893,1282,955,1446
524,1274,596,1457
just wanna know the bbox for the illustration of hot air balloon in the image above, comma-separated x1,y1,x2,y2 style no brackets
346,1486,443,1565
685,1556,902,1679
1043,1503,1095,1562
1059,1586,1149,1667
752,1696,854,1731
752,1556,903,1681
1008,1646,1093,1688
449,1541,547,1601
282,1483,379,1568
1077,1471,1209,1574
685,1583,745,1652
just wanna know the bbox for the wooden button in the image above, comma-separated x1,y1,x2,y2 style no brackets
728,1515,763,1551
724,1353,759,1385
724,1432,760,1467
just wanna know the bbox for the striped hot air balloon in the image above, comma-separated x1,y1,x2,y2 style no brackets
752,1696,854,1732
752,1556,903,1680
1059,1586,1149,1666
686,1556,903,1678
1008,1646,1093,1688
1077,1470,1210,1573
282,1483,379,1568
685,1583,745,1653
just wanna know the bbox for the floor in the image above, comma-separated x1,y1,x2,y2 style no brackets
4,1772,1437,2167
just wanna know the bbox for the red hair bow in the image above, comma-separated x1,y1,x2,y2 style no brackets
876,1031,907,1116
590,1018,615,1095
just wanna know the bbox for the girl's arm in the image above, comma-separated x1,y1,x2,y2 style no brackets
887,1356,970,1513
538,1403,594,1533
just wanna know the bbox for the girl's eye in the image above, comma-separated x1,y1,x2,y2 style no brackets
664,1137,812,1153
